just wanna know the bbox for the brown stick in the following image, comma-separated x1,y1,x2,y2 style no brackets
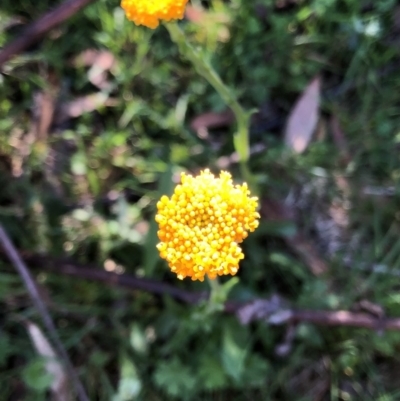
3,249,400,332
0,225,89,401
0,0,96,67
290,310,400,331
23,253,206,305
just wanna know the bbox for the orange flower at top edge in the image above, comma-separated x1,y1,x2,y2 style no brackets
155,170,260,282
121,0,189,29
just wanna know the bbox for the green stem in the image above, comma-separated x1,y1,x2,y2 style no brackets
207,276,221,303
165,22,253,173
206,275,239,315
206,276,223,313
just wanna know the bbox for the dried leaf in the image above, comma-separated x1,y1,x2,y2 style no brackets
71,50,116,89
190,110,234,132
60,93,118,119
71,49,115,70
26,321,70,401
184,4,230,42
32,91,56,140
354,299,385,319
236,295,289,325
284,76,321,153
185,5,206,23
185,4,230,25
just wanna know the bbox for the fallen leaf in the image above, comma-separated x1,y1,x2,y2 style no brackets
184,4,230,42
190,110,234,132
25,321,70,401
71,50,116,89
185,5,206,23
60,93,118,119
284,76,321,153
71,49,115,70
32,91,56,141
216,143,266,169
354,299,385,319
236,295,289,325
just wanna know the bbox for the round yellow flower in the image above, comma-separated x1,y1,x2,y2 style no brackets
155,169,260,281
121,0,189,29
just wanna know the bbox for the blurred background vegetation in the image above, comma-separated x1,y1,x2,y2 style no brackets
1,0,400,399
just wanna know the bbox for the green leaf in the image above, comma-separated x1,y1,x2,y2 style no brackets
118,99,145,128
22,358,53,392
198,355,227,390
221,324,248,381
89,350,110,368
269,252,309,280
129,324,148,355
71,152,87,175
296,323,324,348
113,356,142,401
242,354,270,387
372,332,400,356
154,357,196,397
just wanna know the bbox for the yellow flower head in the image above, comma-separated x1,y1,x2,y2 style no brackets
121,0,189,29
155,169,260,281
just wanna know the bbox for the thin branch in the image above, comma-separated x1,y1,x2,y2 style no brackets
0,225,89,401
0,0,96,67
3,248,400,332
234,297,400,331
24,254,206,305
290,310,400,331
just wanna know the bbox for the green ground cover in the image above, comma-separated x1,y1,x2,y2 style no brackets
1,0,400,399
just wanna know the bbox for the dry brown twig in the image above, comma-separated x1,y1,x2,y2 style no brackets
234,297,400,331
1,239,399,375
15,250,400,333
0,225,89,401
24,253,205,305
0,0,97,68
290,310,400,331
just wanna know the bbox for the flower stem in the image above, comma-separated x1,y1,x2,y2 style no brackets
207,276,221,304
206,276,239,314
165,22,255,184
206,276,224,313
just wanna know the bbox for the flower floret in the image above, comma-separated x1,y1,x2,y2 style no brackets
155,169,260,281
